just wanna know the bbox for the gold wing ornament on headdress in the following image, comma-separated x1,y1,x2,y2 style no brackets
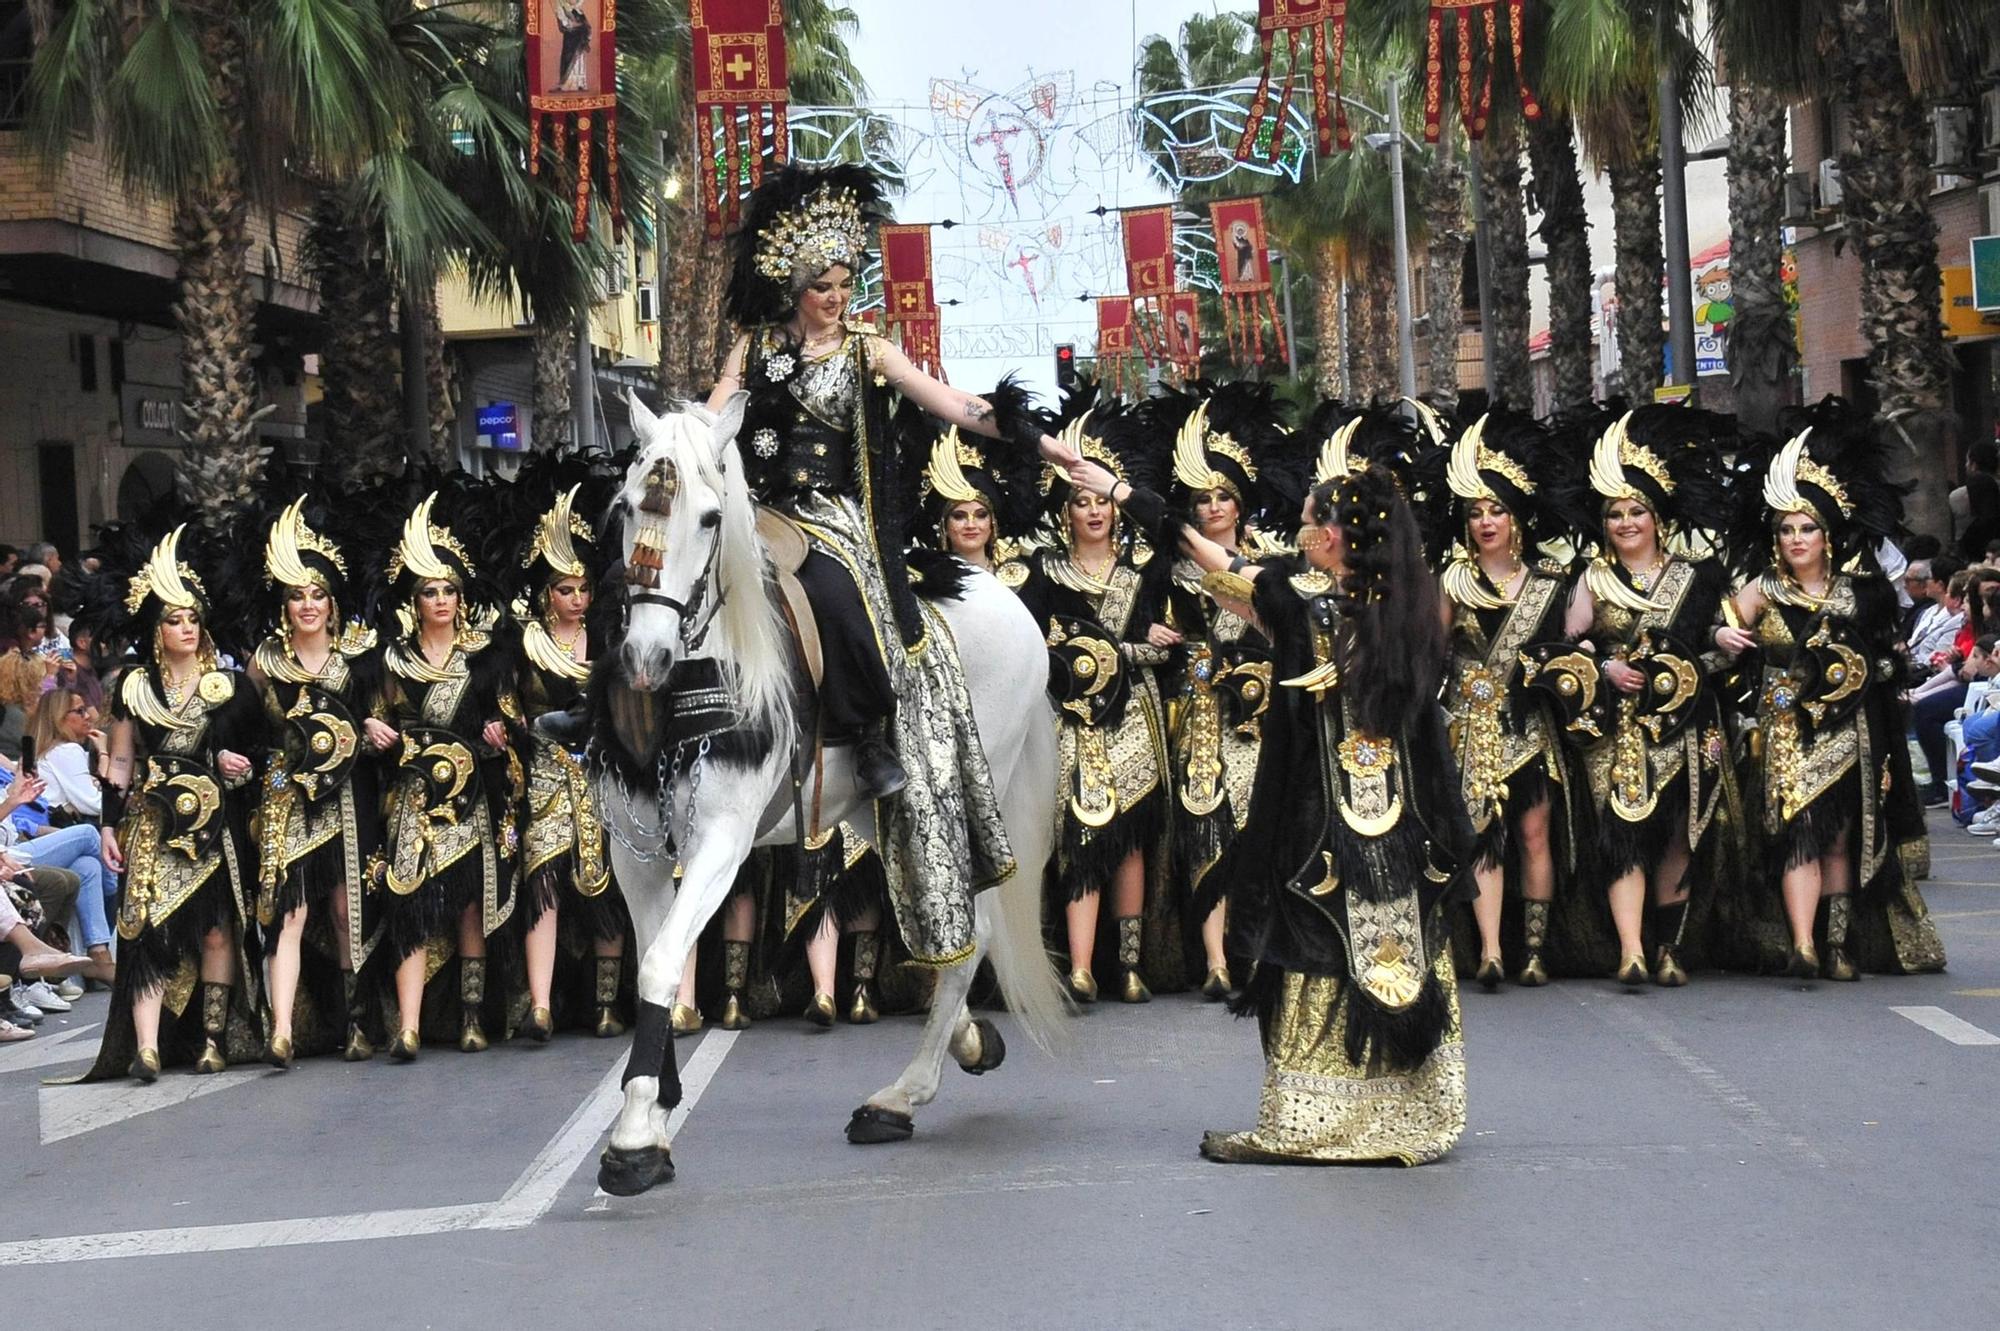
124,525,204,616
1172,400,1257,497
1312,417,1367,487
926,428,985,505
1762,428,1850,526
1403,396,1450,449
523,484,592,579
1589,411,1675,507
264,496,347,589
387,492,466,583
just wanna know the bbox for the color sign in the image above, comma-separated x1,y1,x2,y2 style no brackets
1971,236,2000,313
1942,264,2000,340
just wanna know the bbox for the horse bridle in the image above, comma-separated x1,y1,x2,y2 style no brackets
624,454,727,654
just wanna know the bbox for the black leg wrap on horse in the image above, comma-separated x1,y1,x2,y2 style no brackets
625,1001,683,1108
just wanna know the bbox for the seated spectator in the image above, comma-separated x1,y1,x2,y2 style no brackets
29,689,102,825
66,621,105,713
0,765,114,986
1909,559,1968,681
1,858,91,1036
1902,560,1935,641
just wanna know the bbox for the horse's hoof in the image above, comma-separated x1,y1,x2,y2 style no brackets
597,1144,675,1196
845,1104,914,1145
954,1018,1007,1076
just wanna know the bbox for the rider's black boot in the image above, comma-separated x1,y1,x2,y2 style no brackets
855,731,908,802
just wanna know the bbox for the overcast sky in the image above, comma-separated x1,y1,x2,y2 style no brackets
841,0,1733,394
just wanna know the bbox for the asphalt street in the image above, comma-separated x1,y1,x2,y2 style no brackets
5,814,1998,1329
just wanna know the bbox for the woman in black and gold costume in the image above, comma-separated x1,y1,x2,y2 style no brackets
1015,406,1177,1003
251,499,384,1066
85,528,266,1081
1436,414,1579,988
366,494,527,1060
1714,417,1942,979
1558,410,1736,987
1157,387,1291,1000
515,485,627,1038
1076,450,1472,1163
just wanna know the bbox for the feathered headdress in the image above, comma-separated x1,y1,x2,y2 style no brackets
1554,406,1731,550
724,164,890,328
264,496,349,597
1153,381,1294,533
917,423,1043,550
521,484,597,585
1751,397,1903,570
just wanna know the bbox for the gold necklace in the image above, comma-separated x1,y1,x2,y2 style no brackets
160,663,196,706
1624,552,1666,592
550,622,584,655
1076,549,1116,583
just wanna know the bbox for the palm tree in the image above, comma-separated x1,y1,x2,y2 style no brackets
1420,125,1470,412
1478,112,1536,407
1721,0,1998,535
1527,110,1595,413
29,0,412,509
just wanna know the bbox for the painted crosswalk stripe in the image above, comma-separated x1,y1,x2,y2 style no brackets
1891,1006,2000,1046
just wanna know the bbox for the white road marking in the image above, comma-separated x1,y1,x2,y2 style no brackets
585,1027,739,1205
1891,1005,2000,1046
0,1023,99,1076
38,1068,266,1144
0,1030,743,1265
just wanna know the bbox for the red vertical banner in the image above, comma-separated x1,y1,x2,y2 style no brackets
1095,297,1139,397
1233,0,1348,161
1121,205,1176,364
1423,0,1540,144
690,0,790,237
526,0,621,239
1209,197,1288,370
1162,291,1202,377
880,223,944,378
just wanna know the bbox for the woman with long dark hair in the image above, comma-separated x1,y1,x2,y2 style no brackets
1071,443,1474,1164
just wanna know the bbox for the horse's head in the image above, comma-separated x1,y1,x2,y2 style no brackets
617,391,746,686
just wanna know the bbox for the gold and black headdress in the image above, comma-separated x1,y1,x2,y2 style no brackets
1750,398,1902,569
724,164,888,328
264,497,349,597
521,484,596,586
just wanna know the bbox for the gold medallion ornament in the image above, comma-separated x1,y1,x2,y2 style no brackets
1336,726,1402,836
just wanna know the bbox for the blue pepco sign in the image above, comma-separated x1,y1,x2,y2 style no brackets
476,402,522,451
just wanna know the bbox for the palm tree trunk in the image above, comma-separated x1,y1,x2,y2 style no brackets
1370,259,1400,403
1607,153,1665,403
689,237,731,390
1479,116,1533,409
1723,80,1797,436
658,206,701,399
534,323,576,448
307,197,403,486
1528,112,1594,414
1313,238,1344,400
1422,130,1469,413
173,15,269,510
421,289,457,467
1835,0,1956,538
1347,259,1378,403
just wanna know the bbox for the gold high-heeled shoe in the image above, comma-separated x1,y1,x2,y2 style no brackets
1067,968,1098,1003
1199,966,1232,1001
804,991,837,1028
343,1026,375,1062
670,1002,703,1035
1515,953,1550,987
595,1006,628,1038
1616,953,1650,986
389,1028,420,1062
1786,942,1819,979
847,982,879,1025
1823,946,1858,982
1653,945,1689,988
523,1006,554,1044
459,1016,489,1053
129,1047,161,1083
718,994,751,1031
1120,969,1151,1004
194,1039,228,1074
1475,955,1505,990
265,1034,295,1070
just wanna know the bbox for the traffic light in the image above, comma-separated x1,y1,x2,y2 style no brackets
1054,343,1076,389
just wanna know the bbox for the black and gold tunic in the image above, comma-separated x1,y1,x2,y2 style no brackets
1167,547,1274,895
1201,568,1473,1166
1574,554,1734,882
1444,558,1574,869
76,664,267,1079
374,629,526,959
252,630,384,970
519,621,616,940
1741,570,1942,972
1017,548,1171,898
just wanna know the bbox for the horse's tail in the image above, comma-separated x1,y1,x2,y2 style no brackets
984,695,1070,1056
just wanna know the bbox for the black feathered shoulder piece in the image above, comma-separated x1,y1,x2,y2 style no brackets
724,163,889,328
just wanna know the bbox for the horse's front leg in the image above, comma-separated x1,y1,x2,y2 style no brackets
600,804,758,1195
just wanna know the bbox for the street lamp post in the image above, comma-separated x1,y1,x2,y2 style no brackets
1659,68,1698,402
1384,75,1419,400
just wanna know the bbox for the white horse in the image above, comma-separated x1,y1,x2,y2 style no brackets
594,392,1066,1196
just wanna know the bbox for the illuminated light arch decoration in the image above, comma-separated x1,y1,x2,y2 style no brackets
691,0,789,237
1423,0,1541,143
527,0,621,239
1235,0,1349,161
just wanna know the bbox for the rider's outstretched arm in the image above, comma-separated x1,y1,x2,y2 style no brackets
867,338,1075,466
